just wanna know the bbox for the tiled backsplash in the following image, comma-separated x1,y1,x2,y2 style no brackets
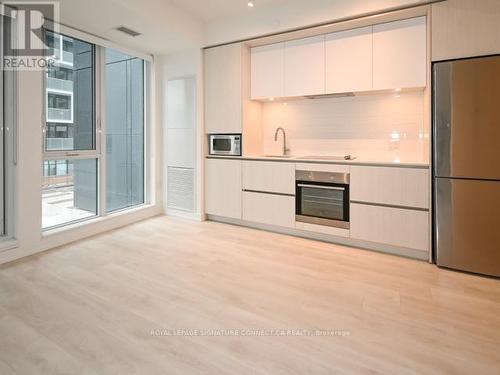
261,91,429,162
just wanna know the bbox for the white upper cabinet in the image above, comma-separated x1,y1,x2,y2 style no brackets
284,35,325,97
325,26,373,93
248,16,427,99
372,16,427,90
251,42,284,100
204,44,243,134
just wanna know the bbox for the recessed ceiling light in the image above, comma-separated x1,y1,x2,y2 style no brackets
247,1,254,7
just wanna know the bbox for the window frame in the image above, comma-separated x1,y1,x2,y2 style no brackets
41,24,151,231
0,15,4,236
1,8,18,240
41,29,101,230
46,91,74,123
42,31,101,159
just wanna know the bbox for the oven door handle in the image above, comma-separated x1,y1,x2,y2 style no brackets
297,184,346,191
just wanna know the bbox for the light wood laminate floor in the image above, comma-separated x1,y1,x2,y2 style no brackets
0,216,499,374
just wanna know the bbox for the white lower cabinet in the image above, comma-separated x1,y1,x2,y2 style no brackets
242,191,295,228
350,203,429,251
205,158,431,257
205,159,242,219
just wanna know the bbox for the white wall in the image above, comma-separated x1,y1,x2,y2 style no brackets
159,49,204,219
261,91,428,163
204,0,428,46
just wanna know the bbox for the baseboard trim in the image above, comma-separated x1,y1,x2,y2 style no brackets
207,215,429,261
166,208,204,221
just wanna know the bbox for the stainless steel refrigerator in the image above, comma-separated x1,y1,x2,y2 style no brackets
433,55,500,278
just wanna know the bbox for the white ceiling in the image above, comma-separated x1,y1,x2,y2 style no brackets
202,0,429,46
170,0,289,22
53,0,204,55
25,0,430,55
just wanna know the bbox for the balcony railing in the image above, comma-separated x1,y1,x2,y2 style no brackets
62,51,74,65
46,138,74,151
47,77,73,93
47,108,72,122
49,48,74,66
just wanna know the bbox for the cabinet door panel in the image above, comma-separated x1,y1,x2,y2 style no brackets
204,45,242,133
284,35,325,97
325,26,373,93
351,203,429,251
373,17,427,90
251,43,284,100
205,159,242,219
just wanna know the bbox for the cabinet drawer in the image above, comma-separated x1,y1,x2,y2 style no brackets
242,161,295,194
350,203,429,251
242,191,295,228
350,166,429,209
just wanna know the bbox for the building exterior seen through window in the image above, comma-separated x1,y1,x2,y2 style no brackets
44,30,94,153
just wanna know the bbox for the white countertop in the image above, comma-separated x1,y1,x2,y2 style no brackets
206,154,430,168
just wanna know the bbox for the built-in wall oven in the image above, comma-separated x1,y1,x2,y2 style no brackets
295,170,350,229
209,134,242,156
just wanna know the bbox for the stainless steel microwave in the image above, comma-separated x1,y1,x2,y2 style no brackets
209,134,241,156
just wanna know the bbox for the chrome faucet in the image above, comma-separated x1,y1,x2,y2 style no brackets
274,127,290,156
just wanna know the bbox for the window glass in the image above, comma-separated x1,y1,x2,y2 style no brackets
42,158,98,229
45,30,95,151
105,48,145,212
42,30,99,230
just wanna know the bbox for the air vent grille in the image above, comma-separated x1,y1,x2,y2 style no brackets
115,26,141,37
167,167,195,212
